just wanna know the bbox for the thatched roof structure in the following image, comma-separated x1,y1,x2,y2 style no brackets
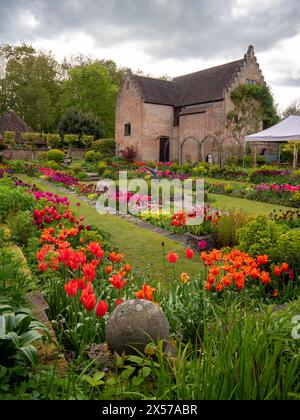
0,110,44,145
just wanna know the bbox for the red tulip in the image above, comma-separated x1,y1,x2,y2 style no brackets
115,299,123,306
167,252,179,263
109,274,127,290
64,279,78,297
83,263,96,282
83,293,96,311
96,300,109,318
186,248,194,259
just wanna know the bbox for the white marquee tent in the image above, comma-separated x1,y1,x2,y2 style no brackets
245,115,300,169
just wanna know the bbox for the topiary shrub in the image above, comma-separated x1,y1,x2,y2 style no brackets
47,149,64,163
98,162,107,176
85,150,101,162
237,215,284,257
192,165,208,177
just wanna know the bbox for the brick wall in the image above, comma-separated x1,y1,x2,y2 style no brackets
115,76,143,160
178,101,224,163
2,148,86,161
116,50,267,164
142,103,174,161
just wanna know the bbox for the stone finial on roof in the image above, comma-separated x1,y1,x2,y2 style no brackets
245,45,255,61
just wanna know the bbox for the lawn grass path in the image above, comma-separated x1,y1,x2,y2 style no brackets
20,175,201,282
209,193,297,214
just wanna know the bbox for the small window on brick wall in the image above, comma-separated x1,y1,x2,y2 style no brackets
246,79,257,85
124,123,131,136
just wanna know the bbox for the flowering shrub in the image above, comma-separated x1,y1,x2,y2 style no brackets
238,215,284,257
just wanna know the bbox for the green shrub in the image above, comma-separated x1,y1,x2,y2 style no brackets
0,248,34,309
45,160,61,170
76,172,89,181
92,139,115,158
0,187,35,222
7,210,36,246
46,149,64,163
271,230,300,272
257,156,267,166
224,184,234,194
102,169,115,179
98,162,107,176
36,151,48,161
0,175,14,188
9,160,27,173
70,162,83,174
216,211,248,248
182,162,193,173
192,165,208,177
237,215,284,256
208,164,222,176
291,191,300,205
85,150,101,162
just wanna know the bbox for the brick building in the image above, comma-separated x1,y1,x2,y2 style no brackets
116,46,266,163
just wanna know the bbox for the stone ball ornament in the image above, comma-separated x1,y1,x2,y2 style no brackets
106,299,170,355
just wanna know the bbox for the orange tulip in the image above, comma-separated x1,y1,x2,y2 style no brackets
205,282,212,291
105,265,113,274
260,271,271,285
257,255,269,266
216,283,223,292
273,266,282,277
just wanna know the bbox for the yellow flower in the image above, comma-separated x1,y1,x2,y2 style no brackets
180,272,190,284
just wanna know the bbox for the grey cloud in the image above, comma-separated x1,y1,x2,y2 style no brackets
0,0,300,61
274,77,300,87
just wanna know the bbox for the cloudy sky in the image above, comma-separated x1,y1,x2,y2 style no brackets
1,0,300,110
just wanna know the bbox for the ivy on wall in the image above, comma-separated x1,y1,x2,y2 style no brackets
226,84,280,146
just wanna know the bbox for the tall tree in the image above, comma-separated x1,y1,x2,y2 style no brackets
59,62,118,137
0,44,61,132
58,108,103,139
282,99,300,119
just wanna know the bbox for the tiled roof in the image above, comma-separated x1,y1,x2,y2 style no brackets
132,75,177,106
132,59,244,106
